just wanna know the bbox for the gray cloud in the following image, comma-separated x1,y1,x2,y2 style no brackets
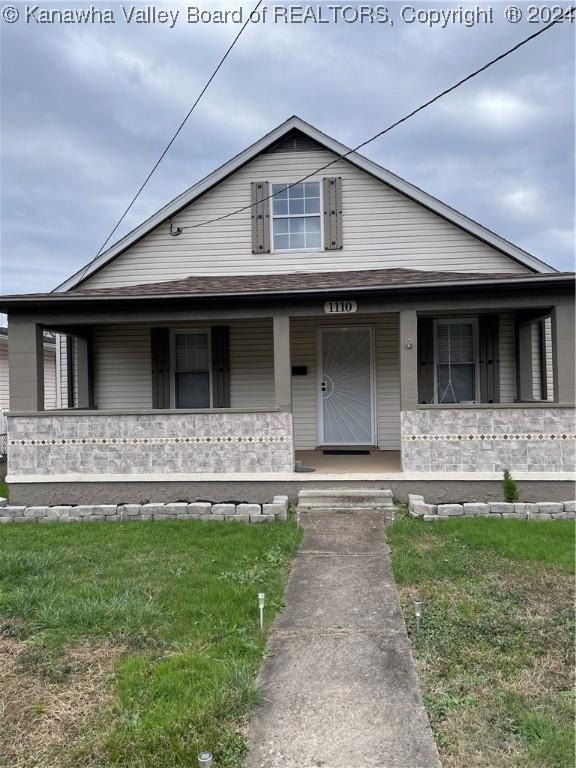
1,1,574,294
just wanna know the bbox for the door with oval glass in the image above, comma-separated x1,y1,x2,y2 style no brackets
318,326,376,446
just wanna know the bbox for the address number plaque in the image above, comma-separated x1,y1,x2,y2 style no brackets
324,300,358,314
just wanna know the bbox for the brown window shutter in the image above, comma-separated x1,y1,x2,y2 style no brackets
323,177,343,250
251,181,270,254
417,318,435,404
478,315,500,403
211,326,231,408
151,328,170,408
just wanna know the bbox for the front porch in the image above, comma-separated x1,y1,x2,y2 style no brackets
3,273,575,503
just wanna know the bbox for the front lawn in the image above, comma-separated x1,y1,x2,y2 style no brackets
0,519,301,768
388,517,575,768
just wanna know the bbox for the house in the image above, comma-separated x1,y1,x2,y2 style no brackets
0,326,58,433
1,116,574,505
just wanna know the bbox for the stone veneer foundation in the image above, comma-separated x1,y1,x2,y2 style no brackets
402,407,576,473
7,411,294,476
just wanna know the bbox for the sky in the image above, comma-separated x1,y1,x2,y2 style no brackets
1,1,574,295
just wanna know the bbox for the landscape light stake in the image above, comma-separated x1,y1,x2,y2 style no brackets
197,752,213,767
414,598,424,633
258,592,266,630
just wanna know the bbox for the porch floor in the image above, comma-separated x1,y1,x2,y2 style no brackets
295,449,401,474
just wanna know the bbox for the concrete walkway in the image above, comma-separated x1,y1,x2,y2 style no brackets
246,511,442,768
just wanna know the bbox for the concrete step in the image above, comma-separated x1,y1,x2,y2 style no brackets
297,489,394,510
298,489,393,499
298,506,395,514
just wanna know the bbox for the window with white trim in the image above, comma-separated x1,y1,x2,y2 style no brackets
435,320,477,403
173,331,211,408
271,181,322,250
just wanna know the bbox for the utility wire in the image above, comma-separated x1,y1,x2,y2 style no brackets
174,6,575,233
79,0,263,281
78,5,573,282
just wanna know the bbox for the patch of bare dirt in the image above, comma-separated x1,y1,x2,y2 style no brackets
0,637,124,768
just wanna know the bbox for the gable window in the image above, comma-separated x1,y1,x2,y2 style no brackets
435,319,478,403
172,331,211,408
271,181,322,250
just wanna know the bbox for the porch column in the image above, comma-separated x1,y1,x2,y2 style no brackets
399,309,418,410
273,314,291,409
516,321,535,401
551,300,575,403
8,316,45,411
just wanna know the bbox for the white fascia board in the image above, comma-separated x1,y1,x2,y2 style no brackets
56,116,555,291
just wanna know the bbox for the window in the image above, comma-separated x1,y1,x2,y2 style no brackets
436,320,477,403
271,181,322,250
173,331,211,408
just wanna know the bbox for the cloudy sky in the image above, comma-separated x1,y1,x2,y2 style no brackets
1,1,574,294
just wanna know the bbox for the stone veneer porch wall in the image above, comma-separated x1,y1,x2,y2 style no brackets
7,411,294,476
401,408,576,473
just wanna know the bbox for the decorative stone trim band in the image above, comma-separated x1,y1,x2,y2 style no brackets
11,435,288,447
408,494,575,522
0,495,289,524
406,433,574,442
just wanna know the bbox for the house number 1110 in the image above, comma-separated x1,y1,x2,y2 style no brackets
324,300,358,314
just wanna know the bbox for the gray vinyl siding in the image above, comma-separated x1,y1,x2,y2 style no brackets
56,334,68,408
43,345,57,410
499,312,517,403
545,317,554,400
531,323,542,400
93,321,276,410
0,341,8,413
290,314,400,450
94,326,152,409
83,148,530,289
229,319,274,408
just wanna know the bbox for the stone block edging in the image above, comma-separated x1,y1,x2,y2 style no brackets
408,494,575,521
0,495,289,524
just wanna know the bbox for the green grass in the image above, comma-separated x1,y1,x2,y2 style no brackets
0,480,7,499
0,519,301,768
388,517,575,768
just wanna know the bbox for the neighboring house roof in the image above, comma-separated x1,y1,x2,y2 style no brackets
3,269,572,310
56,116,555,291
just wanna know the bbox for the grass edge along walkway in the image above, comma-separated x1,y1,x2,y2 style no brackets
0,518,302,768
388,516,575,768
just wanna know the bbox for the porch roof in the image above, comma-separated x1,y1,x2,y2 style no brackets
0,268,574,310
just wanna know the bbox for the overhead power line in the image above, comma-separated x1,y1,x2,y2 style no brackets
80,0,263,280
77,5,573,283
174,5,575,234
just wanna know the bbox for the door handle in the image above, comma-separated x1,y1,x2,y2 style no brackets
321,382,327,392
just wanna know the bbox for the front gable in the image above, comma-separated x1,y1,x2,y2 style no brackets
64,118,553,290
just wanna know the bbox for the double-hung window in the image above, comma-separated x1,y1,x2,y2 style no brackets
435,319,477,403
173,331,211,408
271,181,322,250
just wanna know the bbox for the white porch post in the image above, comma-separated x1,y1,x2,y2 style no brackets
273,314,291,409
399,309,418,410
8,316,45,411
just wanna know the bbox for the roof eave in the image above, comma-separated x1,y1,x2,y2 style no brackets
4,273,573,312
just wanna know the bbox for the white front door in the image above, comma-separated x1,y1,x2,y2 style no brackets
318,326,376,446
